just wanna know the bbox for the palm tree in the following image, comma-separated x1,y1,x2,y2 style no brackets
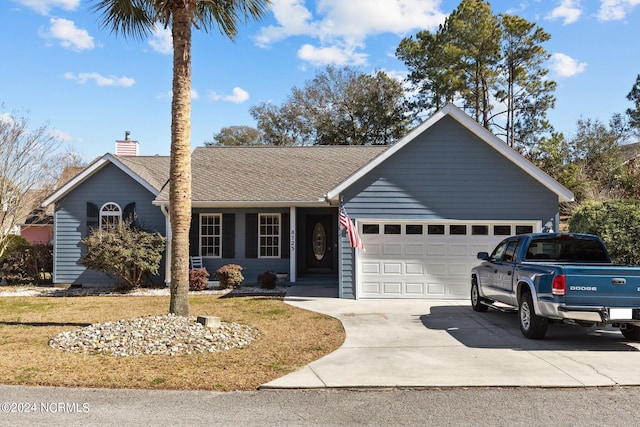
91,0,270,316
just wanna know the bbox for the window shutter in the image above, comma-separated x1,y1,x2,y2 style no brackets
245,213,258,258
281,213,290,259
123,202,136,222
86,202,98,232
189,213,199,256
222,214,235,258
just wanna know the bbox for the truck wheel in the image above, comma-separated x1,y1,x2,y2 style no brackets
620,324,640,341
471,278,488,312
519,291,548,339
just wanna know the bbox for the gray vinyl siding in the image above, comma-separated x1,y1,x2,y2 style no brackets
53,164,166,286
338,116,561,299
190,208,290,284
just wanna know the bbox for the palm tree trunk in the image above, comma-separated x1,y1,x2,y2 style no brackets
169,6,192,316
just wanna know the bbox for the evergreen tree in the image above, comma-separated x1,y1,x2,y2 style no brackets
397,0,556,149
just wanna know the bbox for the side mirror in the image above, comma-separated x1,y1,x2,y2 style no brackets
477,252,489,260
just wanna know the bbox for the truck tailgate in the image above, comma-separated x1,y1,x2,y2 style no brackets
563,265,640,307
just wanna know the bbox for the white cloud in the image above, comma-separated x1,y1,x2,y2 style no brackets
64,72,135,87
546,0,583,24
255,0,446,66
43,18,94,51
224,87,250,103
208,87,250,104
149,25,172,54
50,128,73,142
12,0,79,15
298,44,367,66
597,0,640,21
0,113,15,126
548,53,587,77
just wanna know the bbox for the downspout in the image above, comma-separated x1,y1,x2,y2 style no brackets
161,204,172,286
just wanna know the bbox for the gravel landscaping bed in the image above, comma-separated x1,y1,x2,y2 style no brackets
48,313,259,357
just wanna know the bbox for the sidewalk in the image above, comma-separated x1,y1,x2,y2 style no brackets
261,285,640,388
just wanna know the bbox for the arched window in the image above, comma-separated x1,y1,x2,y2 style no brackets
100,202,122,228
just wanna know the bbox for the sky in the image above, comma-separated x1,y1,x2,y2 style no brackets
1,0,639,161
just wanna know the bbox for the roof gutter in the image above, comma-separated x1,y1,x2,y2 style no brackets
152,199,331,208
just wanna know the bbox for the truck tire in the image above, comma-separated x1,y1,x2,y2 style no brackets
620,324,640,341
471,278,489,312
519,291,548,339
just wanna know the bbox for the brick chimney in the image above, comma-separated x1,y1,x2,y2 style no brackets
115,131,139,156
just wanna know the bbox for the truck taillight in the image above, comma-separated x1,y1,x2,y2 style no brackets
552,275,566,296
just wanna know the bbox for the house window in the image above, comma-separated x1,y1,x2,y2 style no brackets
472,225,489,235
384,224,401,234
516,225,534,235
259,214,280,258
450,224,467,235
406,224,423,235
200,214,222,257
99,203,121,229
494,225,512,235
362,224,380,234
427,225,445,235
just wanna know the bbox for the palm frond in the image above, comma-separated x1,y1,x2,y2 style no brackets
91,0,158,40
195,0,271,40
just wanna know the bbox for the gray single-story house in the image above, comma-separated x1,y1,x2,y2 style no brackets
44,104,573,299
42,152,171,287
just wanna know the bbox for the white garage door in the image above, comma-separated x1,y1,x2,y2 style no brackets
357,221,539,299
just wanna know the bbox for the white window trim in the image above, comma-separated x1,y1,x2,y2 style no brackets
258,213,281,259
359,220,541,239
200,213,222,258
99,202,122,228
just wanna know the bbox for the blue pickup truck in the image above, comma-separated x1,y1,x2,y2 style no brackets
471,233,640,340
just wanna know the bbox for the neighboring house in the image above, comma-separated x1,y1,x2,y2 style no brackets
45,104,574,299
19,209,53,244
152,103,573,299
18,167,84,245
42,149,170,286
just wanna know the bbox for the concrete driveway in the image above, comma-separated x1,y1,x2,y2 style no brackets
261,285,640,389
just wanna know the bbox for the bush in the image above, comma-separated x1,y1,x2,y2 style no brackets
0,238,52,286
569,199,640,264
214,264,244,289
189,268,210,291
0,234,30,264
81,219,166,291
257,270,277,289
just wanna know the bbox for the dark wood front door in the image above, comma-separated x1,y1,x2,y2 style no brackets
305,214,334,271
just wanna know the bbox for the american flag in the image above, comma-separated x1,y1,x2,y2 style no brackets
339,204,365,251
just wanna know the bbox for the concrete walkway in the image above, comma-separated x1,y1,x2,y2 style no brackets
262,285,640,389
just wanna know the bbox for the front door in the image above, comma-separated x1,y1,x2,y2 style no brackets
305,214,334,271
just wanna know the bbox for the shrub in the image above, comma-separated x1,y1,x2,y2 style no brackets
189,268,210,291
81,219,166,291
214,264,244,289
257,270,277,289
569,199,640,264
0,239,52,286
0,234,30,265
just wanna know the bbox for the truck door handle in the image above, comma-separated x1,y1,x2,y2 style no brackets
507,271,512,276
494,269,498,273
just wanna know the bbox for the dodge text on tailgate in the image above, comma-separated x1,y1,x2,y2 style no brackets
470,233,640,340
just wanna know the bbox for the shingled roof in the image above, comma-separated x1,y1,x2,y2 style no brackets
115,155,171,193
43,154,171,207
155,145,389,205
